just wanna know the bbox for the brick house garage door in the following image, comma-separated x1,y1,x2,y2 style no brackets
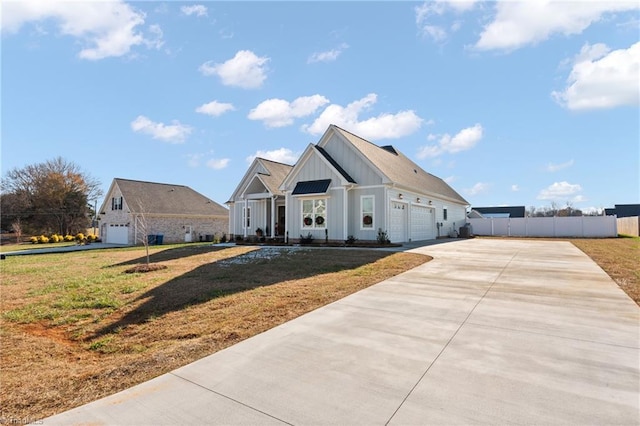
411,205,435,241
389,201,408,243
106,224,128,244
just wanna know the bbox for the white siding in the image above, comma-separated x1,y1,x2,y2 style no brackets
348,187,385,241
290,153,342,184
323,134,383,185
288,188,344,241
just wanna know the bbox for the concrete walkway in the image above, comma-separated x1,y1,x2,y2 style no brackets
45,239,639,425
1,243,128,257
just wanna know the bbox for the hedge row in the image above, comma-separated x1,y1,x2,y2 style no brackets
29,233,98,244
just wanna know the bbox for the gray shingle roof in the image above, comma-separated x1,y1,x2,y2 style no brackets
331,125,469,205
114,178,228,216
256,159,293,196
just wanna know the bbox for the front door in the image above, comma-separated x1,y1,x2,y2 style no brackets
277,206,286,236
184,225,193,242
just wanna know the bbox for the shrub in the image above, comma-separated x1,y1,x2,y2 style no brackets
29,236,38,244
221,233,227,243
75,233,85,242
299,233,314,244
64,235,75,242
87,234,98,242
37,235,49,244
345,235,358,245
376,228,390,245
50,235,60,243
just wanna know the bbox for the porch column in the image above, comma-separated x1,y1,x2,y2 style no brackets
284,191,289,240
243,198,248,238
343,187,349,240
270,196,276,238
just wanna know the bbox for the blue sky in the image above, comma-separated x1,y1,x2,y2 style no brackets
2,1,639,213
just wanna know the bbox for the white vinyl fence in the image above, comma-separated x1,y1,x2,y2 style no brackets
468,216,617,238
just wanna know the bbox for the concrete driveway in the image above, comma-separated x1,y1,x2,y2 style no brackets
45,239,639,425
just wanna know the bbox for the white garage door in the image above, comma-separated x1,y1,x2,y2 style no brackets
106,224,129,244
389,201,408,243
411,205,435,241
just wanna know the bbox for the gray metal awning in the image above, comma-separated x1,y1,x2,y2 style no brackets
292,179,331,195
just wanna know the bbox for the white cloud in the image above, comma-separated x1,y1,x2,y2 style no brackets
199,50,269,89
308,43,349,64
417,123,483,159
181,5,207,17
465,182,490,196
444,176,457,184
415,1,477,42
552,42,640,110
206,158,230,170
1,0,162,60
248,95,330,128
303,94,423,140
475,2,639,52
131,115,192,143
537,181,583,201
546,159,574,172
195,100,235,117
246,148,300,165
511,184,520,192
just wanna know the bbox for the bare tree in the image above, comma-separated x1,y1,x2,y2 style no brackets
11,219,22,243
132,199,152,267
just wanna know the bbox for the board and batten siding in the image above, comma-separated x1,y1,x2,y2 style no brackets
348,187,386,241
323,135,383,185
290,152,343,184
230,200,265,236
287,187,344,241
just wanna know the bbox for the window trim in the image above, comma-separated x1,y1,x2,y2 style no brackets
111,196,123,210
443,206,448,221
301,198,328,230
242,206,251,229
360,195,375,230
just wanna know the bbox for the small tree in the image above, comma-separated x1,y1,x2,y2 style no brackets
11,219,22,243
133,203,152,267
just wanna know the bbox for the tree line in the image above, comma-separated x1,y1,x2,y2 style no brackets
1,157,102,237
527,202,601,217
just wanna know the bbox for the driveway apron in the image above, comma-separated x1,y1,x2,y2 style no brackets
45,239,640,425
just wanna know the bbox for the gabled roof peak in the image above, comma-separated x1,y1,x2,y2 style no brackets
256,157,294,167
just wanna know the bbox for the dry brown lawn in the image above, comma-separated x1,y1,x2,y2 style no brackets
0,244,429,421
570,237,640,305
